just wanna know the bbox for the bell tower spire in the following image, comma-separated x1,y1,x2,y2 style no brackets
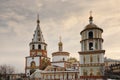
25,14,50,77
37,14,40,26
58,36,63,52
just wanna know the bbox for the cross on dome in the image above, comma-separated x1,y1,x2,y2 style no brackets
37,14,40,25
58,36,63,52
89,10,93,24
90,11,92,17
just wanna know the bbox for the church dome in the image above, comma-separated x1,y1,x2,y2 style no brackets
85,23,98,29
58,41,63,46
81,14,103,34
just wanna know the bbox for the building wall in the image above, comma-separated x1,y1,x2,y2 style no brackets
80,66,104,76
51,62,64,67
26,57,40,67
41,71,78,80
80,53,104,64
52,55,69,62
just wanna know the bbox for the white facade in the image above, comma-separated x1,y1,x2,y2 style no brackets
51,62,65,67
52,55,69,62
26,57,40,67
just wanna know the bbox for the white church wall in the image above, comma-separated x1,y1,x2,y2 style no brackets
80,66,102,76
27,57,40,66
52,56,69,62
51,62,64,67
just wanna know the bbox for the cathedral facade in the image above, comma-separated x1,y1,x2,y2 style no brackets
25,13,106,80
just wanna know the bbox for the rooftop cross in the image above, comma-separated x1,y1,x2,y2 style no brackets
37,14,40,25
89,11,93,24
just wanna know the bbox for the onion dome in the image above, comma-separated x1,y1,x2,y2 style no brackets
81,11,103,34
58,41,63,46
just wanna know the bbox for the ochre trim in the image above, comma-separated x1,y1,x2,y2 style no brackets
52,52,70,56
80,28,103,34
25,66,39,69
78,50,105,54
51,61,70,63
80,38,104,43
30,49,47,57
80,76,106,79
29,42,47,46
80,63,104,67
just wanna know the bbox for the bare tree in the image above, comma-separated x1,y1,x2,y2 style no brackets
0,64,15,79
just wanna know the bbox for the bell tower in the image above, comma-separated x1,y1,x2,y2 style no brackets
78,12,105,79
29,14,47,57
25,15,50,77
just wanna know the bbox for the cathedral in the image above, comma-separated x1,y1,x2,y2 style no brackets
25,12,106,80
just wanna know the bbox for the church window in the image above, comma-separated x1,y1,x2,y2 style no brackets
90,68,93,76
97,55,100,63
96,69,101,76
90,54,93,63
44,46,46,50
83,55,86,64
95,41,98,49
83,69,87,76
89,42,93,50
32,45,35,50
88,31,93,39
38,45,41,49
63,58,65,61
38,33,40,36
38,38,40,41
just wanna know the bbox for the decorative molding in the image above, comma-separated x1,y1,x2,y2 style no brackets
80,63,104,67
78,50,105,54
52,52,70,56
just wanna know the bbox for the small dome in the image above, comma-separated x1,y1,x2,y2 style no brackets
58,41,62,46
85,23,98,29
80,23,103,34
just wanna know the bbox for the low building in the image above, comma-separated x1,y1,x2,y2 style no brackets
30,65,79,80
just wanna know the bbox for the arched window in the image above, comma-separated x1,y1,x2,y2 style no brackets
89,42,93,50
38,38,41,41
90,68,93,76
32,45,35,50
97,69,101,76
38,45,41,49
89,31,93,39
83,69,87,76
63,58,65,61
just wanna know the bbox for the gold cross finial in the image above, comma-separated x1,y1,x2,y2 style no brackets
37,14,40,24
59,36,61,42
90,10,92,17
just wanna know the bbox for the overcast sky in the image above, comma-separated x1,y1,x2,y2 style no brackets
0,0,120,73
